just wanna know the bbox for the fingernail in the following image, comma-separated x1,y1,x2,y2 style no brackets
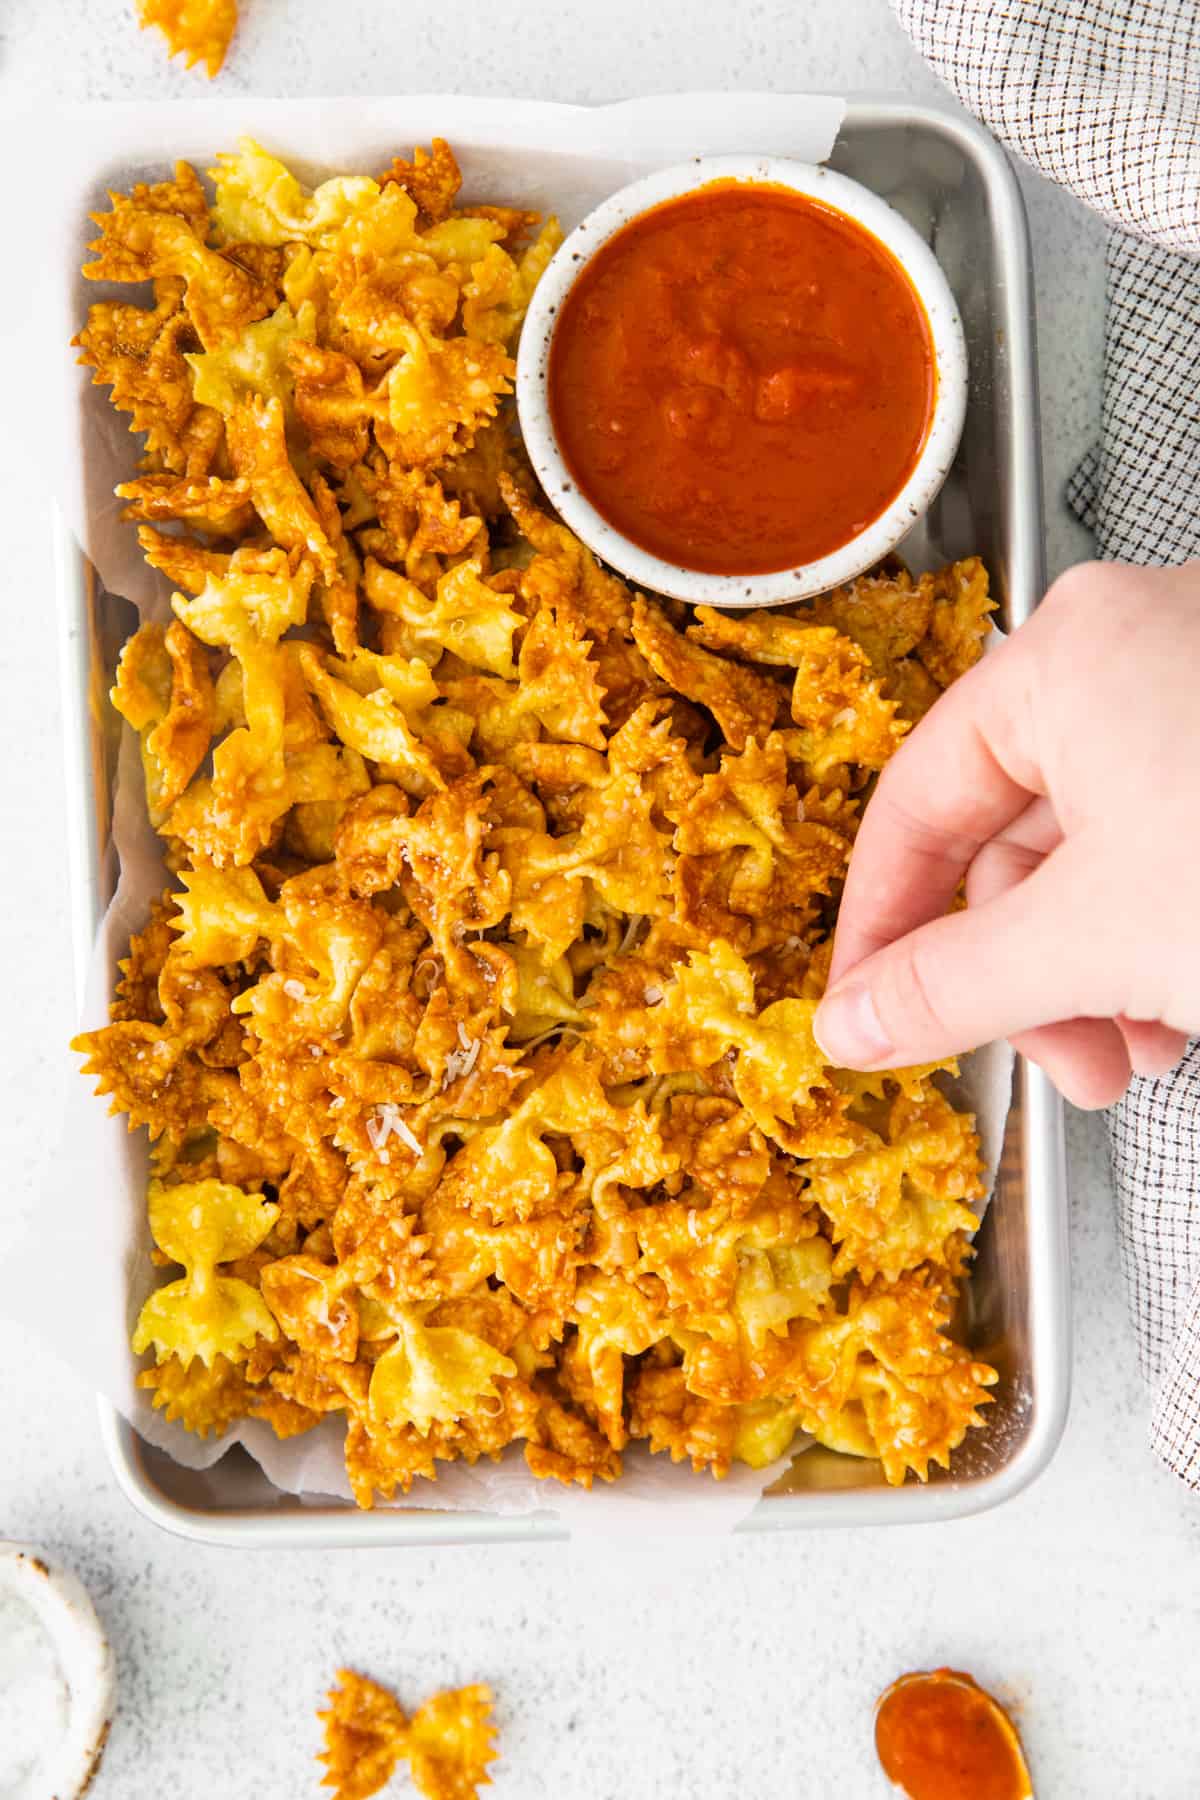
813,984,894,1067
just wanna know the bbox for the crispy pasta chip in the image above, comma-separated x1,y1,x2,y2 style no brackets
75,281,224,477
136,0,238,76
85,199,271,350
804,566,933,678
112,620,207,820
366,1305,518,1434
461,220,565,345
632,597,781,750
364,557,521,679
317,1671,497,1800
290,341,370,469
137,1350,254,1436
784,1277,997,1484
691,609,908,778
628,1362,737,1476
918,556,996,687
378,139,463,226
673,732,849,946
318,1670,408,1800
186,299,316,416
137,527,234,595
117,472,255,536
132,1178,280,1367
407,1685,498,1800
807,1085,984,1281
211,139,380,247
226,396,338,577
373,326,513,467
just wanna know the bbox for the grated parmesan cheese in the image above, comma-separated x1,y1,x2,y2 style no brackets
832,706,858,729
643,984,664,1005
618,913,646,955
394,1118,422,1154
283,978,306,1000
442,1036,481,1087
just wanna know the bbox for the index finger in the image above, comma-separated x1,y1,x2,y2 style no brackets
827,630,1044,987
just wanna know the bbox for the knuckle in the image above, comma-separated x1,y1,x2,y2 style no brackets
872,770,982,871
1041,560,1095,612
1042,559,1140,632
964,838,1042,908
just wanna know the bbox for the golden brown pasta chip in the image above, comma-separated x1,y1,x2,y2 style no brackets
136,0,238,77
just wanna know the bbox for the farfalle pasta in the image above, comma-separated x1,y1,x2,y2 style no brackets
318,1669,497,1800
136,0,239,79
74,136,1000,1508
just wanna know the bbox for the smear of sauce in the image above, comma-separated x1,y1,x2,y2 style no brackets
875,1668,1032,1800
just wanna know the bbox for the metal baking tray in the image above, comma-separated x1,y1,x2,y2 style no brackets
59,94,1069,1543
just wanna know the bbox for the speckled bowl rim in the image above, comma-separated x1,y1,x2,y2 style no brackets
0,1543,115,1799
516,154,968,607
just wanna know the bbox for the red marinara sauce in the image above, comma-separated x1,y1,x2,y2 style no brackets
874,1669,1032,1800
547,181,936,576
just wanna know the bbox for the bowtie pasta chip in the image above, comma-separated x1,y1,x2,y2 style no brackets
187,299,317,415
407,1685,498,1800
212,139,380,247
366,1306,518,1435
74,278,225,478
317,1669,497,1800
380,139,464,227
85,201,272,351
74,136,1000,1508
131,1179,280,1367
136,0,238,77
318,1670,409,1800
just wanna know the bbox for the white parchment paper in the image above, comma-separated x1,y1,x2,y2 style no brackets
3,92,1014,1532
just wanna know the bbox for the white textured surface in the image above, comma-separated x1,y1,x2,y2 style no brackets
2,3,1198,1797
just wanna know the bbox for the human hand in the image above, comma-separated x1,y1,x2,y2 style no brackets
813,560,1200,1107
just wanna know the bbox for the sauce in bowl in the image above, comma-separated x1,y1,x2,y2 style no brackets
547,181,936,577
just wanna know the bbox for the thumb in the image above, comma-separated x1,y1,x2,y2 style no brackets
813,839,1125,1068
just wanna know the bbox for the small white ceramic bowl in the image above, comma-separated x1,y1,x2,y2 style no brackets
516,154,968,608
0,1543,115,1799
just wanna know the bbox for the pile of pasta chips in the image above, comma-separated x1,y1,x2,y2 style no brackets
74,136,1001,1508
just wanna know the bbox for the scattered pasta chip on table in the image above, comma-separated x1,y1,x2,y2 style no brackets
135,0,239,79
73,136,1000,1508
318,1670,497,1800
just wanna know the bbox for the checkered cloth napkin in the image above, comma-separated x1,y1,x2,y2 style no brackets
893,0,1200,1487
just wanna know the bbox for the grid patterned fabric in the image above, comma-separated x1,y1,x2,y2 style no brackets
1066,233,1200,566
892,0,1200,253
893,0,1200,1488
